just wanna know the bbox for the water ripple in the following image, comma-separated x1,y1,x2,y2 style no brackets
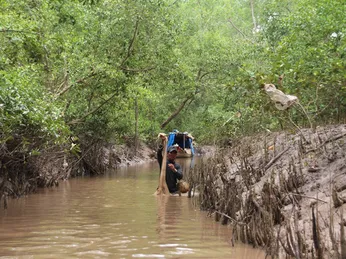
0,165,266,259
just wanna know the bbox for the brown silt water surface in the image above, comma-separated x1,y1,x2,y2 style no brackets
0,159,266,258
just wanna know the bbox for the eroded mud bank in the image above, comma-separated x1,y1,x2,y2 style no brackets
189,124,346,258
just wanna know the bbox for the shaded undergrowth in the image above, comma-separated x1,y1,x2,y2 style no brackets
0,135,154,209
0,138,114,209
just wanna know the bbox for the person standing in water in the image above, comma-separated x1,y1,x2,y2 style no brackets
157,144,183,194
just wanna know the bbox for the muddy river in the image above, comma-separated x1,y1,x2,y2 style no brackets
0,158,266,258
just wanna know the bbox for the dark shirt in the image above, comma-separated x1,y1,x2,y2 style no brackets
157,146,183,193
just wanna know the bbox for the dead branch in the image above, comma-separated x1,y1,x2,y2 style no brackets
306,132,346,154
289,192,327,204
264,147,290,171
285,226,297,257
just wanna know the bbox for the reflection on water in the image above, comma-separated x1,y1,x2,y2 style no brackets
0,158,266,258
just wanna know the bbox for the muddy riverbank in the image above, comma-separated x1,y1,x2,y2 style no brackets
192,124,346,258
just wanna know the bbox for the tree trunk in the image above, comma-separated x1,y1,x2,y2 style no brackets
134,96,139,156
160,96,193,129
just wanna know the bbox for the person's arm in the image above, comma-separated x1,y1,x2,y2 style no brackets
157,145,163,170
174,163,183,180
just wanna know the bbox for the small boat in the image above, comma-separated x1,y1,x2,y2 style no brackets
167,130,195,158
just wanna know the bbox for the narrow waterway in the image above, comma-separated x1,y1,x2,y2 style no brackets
0,158,266,258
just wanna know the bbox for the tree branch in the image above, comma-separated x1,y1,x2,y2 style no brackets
55,70,97,98
160,94,194,129
195,68,210,81
120,19,139,67
228,18,248,39
67,91,118,125
250,0,257,31
160,68,208,129
120,66,156,73
0,28,38,34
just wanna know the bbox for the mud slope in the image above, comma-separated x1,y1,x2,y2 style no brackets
194,124,346,258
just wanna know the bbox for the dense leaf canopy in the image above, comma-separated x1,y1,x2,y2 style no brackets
1,0,345,151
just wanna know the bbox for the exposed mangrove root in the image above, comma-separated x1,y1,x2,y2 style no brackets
341,208,346,259
0,147,72,209
0,137,127,209
191,125,346,258
311,202,324,259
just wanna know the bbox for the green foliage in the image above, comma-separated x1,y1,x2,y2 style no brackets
0,67,69,149
1,0,346,150
258,0,346,125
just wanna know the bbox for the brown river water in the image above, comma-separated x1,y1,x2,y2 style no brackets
0,158,267,259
